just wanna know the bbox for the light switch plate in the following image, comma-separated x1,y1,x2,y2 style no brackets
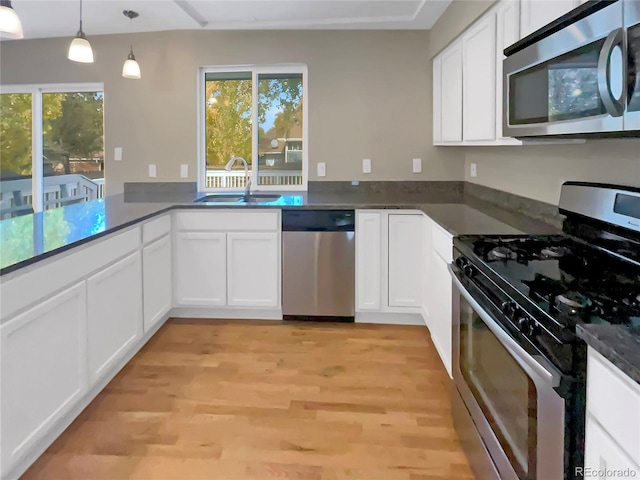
362,158,372,174
180,164,189,178
317,162,326,177
149,164,157,178
114,147,122,161
470,163,477,177
412,158,422,174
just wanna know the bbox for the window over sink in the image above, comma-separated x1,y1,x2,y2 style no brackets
197,65,307,192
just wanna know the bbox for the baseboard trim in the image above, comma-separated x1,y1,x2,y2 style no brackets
170,306,283,320
4,312,172,480
355,311,425,325
431,334,453,379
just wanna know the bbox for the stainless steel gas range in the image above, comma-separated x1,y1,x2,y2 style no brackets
449,182,640,480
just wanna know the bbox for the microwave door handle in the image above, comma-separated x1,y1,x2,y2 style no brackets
597,28,626,117
449,264,561,388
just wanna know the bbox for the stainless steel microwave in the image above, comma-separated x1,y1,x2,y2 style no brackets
503,0,640,138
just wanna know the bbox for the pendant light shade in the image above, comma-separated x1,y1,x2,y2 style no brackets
122,10,141,80
68,0,93,63
0,0,24,39
122,49,141,79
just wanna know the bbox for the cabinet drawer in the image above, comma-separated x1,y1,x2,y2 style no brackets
587,348,640,464
176,210,279,232
142,214,171,244
431,221,453,263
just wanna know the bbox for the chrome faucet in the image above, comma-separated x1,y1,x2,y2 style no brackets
224,156,251,197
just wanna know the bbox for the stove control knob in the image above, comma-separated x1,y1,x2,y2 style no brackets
463,265,475,278
455,257,468,270
529,321,541,336
501,301,517,318
516,314,530,333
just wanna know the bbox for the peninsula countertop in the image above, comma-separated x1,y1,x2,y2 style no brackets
0,189,560,276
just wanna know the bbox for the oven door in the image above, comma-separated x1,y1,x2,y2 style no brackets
503,1,625,137
450,265,566,480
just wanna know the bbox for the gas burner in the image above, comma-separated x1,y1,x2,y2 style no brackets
556,291,590,309
541,246,569,258
491,246,514,259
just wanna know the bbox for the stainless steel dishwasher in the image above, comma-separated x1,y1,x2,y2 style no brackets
282,210,355,321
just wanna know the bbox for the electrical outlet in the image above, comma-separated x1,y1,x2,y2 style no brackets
362,158,372,174
180,164,189,178
149,164,157,178
470,163,477,178
317,162,326,177
412,158,422,174
114,147,122,161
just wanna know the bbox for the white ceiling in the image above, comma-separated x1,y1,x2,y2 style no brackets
8,0,452,39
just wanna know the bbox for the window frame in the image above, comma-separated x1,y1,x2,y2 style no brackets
197,64,308,192
0,82,105,213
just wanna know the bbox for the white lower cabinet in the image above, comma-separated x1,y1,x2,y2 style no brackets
142,234,172,331
355,210,424,323
175,231,227,306
585,348,640,475
87,252,143,384
1,283,88,477
227,232,279,307
173,210,281,312
356,211,382,310
388,214,423,307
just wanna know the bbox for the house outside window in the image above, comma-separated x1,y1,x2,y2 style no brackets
198,65,308,191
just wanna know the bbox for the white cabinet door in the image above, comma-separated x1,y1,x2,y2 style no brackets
432,54,443,143
87,252,143,384
496,0,520,140
585,416,640,479
227,232,279,308
429,249,453,378
520,0,577,38
1,283,87,476
440,40,464,142
175,231,227,306
462,13,497,141
142,234,172,332
388,215,423,308
355,211,382,311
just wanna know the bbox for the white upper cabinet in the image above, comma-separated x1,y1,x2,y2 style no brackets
462,13,497,142
520,0,578,38
433,0,577,146
439,41,464,142
496,0,521,142
433,55,443,143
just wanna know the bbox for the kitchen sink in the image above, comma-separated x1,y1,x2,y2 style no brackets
194,193,282,204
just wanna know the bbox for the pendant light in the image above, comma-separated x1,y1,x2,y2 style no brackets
122,10,141,79
68,0,93,63
0,0,24,39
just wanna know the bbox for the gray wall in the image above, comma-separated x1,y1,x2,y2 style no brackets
1,30,465,195
430,0,640,205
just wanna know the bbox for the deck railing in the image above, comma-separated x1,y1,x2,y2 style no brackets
205,170,303,189
0,174,105,219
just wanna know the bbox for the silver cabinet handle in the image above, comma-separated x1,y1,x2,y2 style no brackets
597,28,626,117
448,264,560,388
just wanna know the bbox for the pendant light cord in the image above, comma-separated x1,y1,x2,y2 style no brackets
78,0,83,35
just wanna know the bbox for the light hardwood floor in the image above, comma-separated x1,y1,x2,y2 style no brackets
22,319,475,480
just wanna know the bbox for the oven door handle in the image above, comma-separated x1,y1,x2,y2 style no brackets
449,264,561,388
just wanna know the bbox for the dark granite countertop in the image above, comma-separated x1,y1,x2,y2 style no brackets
0,189,559,276
577,324,640,385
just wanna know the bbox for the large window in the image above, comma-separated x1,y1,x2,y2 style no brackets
0,84,104,219
199,65,307,191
